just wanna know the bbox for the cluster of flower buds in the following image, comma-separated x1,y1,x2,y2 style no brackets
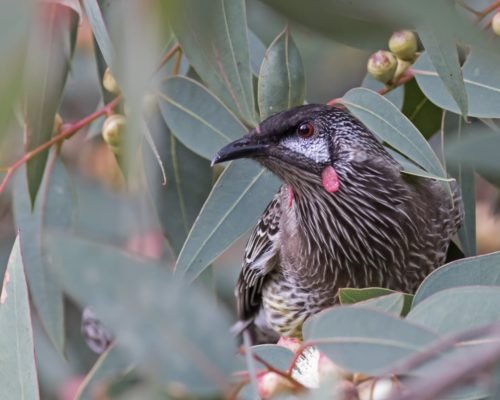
101,68,124,156
367,30,418,86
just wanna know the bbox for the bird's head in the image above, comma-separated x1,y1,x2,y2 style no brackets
212,104,388,195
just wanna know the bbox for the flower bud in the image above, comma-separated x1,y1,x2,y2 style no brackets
388,30,418,61
102,114,125,147
394,58,412,82
367,50,398,84
493,12,500,36
102,67,120,94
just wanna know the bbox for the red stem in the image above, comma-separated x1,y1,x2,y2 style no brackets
0,96,122,195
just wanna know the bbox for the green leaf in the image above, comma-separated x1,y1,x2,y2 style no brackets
14,160,73,354
76,344,133,400
81,0,114,67
0,2,31,144
417,28,467,116
340,88,446,178
257,27,305,120
401,79,442,139
24,3,78,206
47,233,237,394
143,104,212,255
0,237,40,400
413,252,500,306
339,287,413,317
303,307,438,376
248,30,266,76
407,286,500,335
414,50,500,118
362,74,403,109
443,114,476,256
175,160,280,281
165,0,256,124
158,76,247,160
386,149,454,182
446,127,500,178
260,0,394,50
250,344,294,371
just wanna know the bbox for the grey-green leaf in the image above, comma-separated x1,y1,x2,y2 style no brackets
361,74,403,109
175,160,280,281
14,161,72,354
81,0,114,67
158,76,247,160
414,50,500,118
76,344,133,400
340,88,446,178
303,306,438,376
258,27,305,120
165,0,256,124
407,286,500,335
250,344,294,371
143,104,212,255
47,233,237,394
417,28,468,116
24,3,78,206
0,237,40,400
413,252,500,306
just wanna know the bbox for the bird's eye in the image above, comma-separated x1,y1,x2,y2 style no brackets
297,122,314,138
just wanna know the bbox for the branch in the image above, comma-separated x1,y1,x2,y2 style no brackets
477,0,500,20
0,96,121,195
155,43,181,74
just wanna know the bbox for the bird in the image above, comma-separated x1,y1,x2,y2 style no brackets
211,104,464,343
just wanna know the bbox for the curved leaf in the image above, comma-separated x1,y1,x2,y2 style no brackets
24,3,78,205
414,50,500,118
250,344,294,371
260,0,394,50
258,27,305,120
158,76,247,160
82,0,114,67
47,233,237,395
165,0,256,124
417,28,467,116
0,237,40,400
175,160,279,281
14,160,73,354
339,287,413,317
362,74,403,109
143,104,212,255
407,286,500,334
303,306,438,376
413,252,500,306
340,88,446,178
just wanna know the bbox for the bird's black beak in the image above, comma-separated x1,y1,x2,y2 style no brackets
211,136,269,166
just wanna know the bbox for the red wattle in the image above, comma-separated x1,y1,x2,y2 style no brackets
322,166,340,193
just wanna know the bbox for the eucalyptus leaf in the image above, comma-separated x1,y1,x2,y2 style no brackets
401,79,442,140
158,76,247,160
82,0,114,68
14,160,73,354
258,27,305,120
414,50,500,118
0,237,40,400
362,74,403,109
175,160,280,281
165,0,256,124
413,251,500,306
250,344,294,371
303,306,439,376
340,88,446,178
407,286,500,334
143,104,212,255
339,287,413,316
24,2,78,205
417,28,467,116
76,344,133,400
47,233,237,395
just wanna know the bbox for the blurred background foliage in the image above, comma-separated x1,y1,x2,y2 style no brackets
0,0,500,399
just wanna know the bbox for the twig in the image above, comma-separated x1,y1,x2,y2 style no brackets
155,43,181,74
0,96,121,195
477,0,500,20
378,70,415,95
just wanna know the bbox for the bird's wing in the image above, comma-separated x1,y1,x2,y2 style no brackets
236,190,282,322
